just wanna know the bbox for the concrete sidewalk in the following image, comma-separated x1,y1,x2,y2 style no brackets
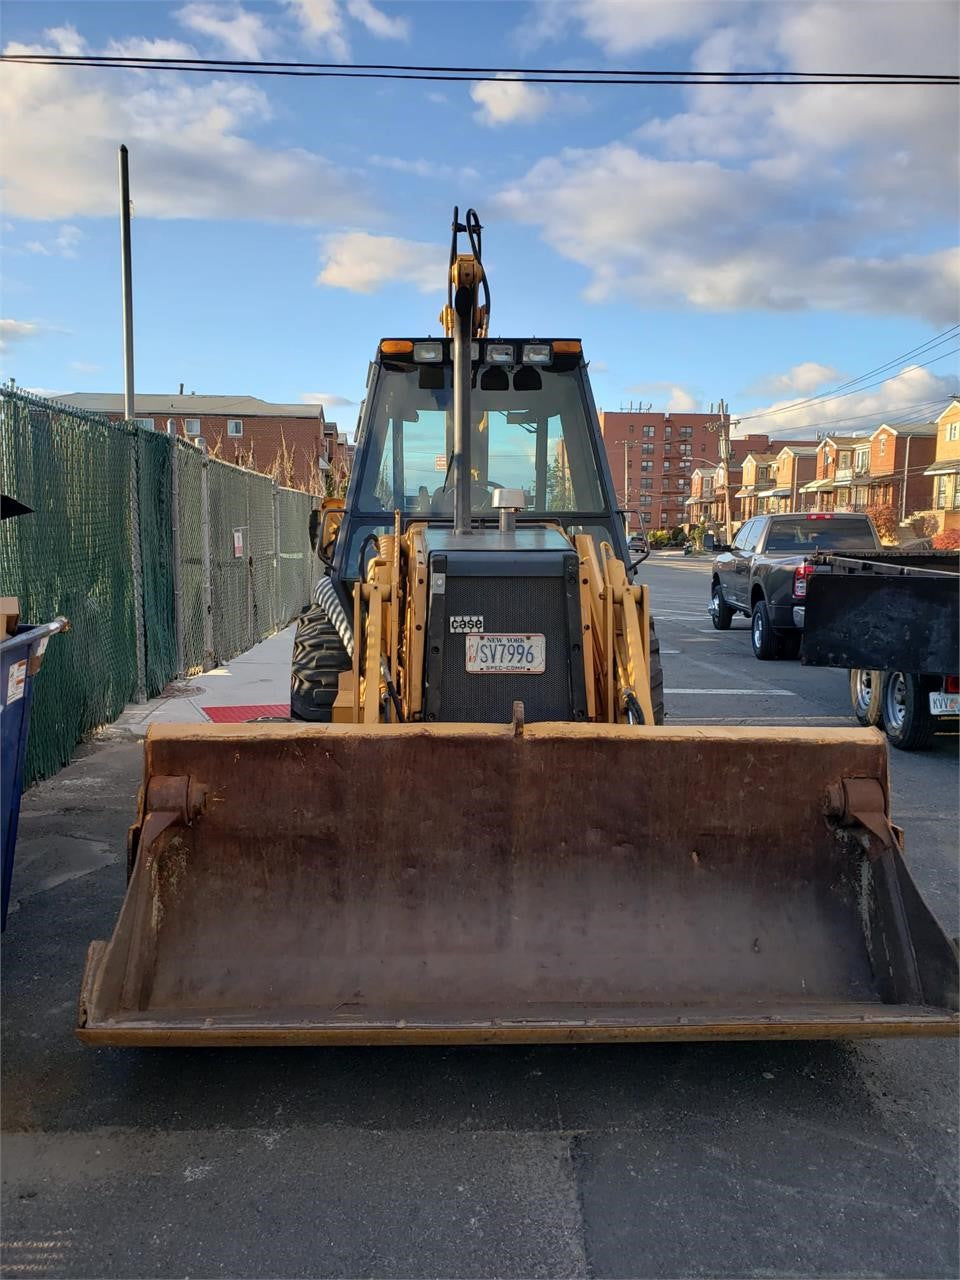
107,625,296,733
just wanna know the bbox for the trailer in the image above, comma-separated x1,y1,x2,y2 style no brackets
801,550,960,750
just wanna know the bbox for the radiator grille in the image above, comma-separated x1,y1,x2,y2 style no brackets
436,575,573,722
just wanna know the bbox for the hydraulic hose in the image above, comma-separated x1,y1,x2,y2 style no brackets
314,573,354,659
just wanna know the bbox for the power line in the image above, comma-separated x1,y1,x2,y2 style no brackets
744,396,957,439
2,53,956,86
738,337,960,424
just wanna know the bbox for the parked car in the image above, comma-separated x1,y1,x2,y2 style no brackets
709,512,882,659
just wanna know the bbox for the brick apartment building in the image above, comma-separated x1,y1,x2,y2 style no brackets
50,393,353,491
801,423,938,516
598,410,731,529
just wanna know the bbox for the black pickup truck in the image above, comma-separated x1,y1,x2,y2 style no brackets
709,512,882,659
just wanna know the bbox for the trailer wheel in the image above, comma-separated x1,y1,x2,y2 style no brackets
881,671,934,751
849,668,883,727
751,599,778,660
291,600,351,721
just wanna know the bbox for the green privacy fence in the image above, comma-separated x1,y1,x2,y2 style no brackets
0,389,321,784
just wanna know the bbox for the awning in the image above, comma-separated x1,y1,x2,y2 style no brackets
758,486,791,498
924,460,960,476
801,478,836,493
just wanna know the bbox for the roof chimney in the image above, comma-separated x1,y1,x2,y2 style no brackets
178,382,184,395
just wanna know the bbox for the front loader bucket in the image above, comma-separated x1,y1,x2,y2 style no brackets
78,723,958,1046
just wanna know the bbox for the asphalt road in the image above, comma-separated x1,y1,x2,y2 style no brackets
2,555,957,1279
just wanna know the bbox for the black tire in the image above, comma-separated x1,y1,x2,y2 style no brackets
750,598,778,660
777,630,802,660
849,668,883,727
710,580,733,630
290,598,351,721
649,617,665,725
880,670,935,751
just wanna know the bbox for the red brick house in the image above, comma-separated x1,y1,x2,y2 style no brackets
52,393,354,491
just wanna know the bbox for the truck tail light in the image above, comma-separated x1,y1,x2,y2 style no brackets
944,676,960,694
793,562,815,599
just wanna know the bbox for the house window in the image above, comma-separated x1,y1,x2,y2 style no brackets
642,443,654,455
664,425,673,439
948,422,959,442
678,478,688,490
641,460,653,471
639,494,651,506
641,511,651,523
184,418,201,436
953,478,960,509
628,424,635,434
664,442,672,454
839,451,850,468
663,460,671,471
680,460,691,471
132,417,154,429
642,425,655,438
680,443,692,456
855,448,869,472
878,435,886,458
935,475,948,508
640,477,652,489
227,419,244,437
680,426,693,439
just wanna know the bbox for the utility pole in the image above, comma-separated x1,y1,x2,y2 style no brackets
118,144,135,420
707,399,735,544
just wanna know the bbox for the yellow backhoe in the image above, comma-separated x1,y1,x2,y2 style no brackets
77,210,958,1047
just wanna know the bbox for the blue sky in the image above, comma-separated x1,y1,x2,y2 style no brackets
1,0,958,439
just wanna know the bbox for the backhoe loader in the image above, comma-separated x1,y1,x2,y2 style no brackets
77,210,958,1046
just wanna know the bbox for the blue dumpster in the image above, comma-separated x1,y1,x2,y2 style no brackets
1,617,67,928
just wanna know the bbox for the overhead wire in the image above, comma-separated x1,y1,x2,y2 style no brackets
2,52,956,86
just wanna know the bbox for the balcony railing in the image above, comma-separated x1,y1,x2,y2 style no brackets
835,466,852,482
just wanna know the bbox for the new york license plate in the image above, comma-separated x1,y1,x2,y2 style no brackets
465,634,546,674
929,692,960,716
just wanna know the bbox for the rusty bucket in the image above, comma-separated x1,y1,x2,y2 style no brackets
77,723,958,1046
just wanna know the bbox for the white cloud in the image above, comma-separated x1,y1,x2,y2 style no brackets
24,225,83,258
70,360,102,374
369,154,479,181
0,319,40,350
526,0,730,53
745,362,842,398
317,232,445,293
625,379,700,411
346,0,409,40
0,27,366,222
471,76,551,127
736,366,960,439
300,392,358,406
175,3,276,60
496,144,960,325
287,0,408,59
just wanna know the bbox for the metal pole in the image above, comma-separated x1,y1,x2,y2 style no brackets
169,436,185,675
118,145,135,421
200,458,214,667
623,440,630,536
900,434,912,521
452,286,473,536
718,402,735,544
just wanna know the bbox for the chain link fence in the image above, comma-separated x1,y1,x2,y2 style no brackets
0,389,322,784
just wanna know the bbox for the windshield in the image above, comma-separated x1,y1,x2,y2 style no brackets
763,517,877,552
356,364,606,516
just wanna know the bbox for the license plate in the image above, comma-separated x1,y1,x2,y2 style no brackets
465,634,546,675
929,692,960,715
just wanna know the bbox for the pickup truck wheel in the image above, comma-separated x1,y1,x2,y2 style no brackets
751,599,778,660
849,668,882,727
777,630,802,660
709,581,733,630
881,671,934,751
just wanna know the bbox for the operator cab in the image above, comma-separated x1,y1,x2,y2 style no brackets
333,337,629,584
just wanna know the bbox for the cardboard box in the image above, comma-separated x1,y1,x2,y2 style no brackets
0,597,20,638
